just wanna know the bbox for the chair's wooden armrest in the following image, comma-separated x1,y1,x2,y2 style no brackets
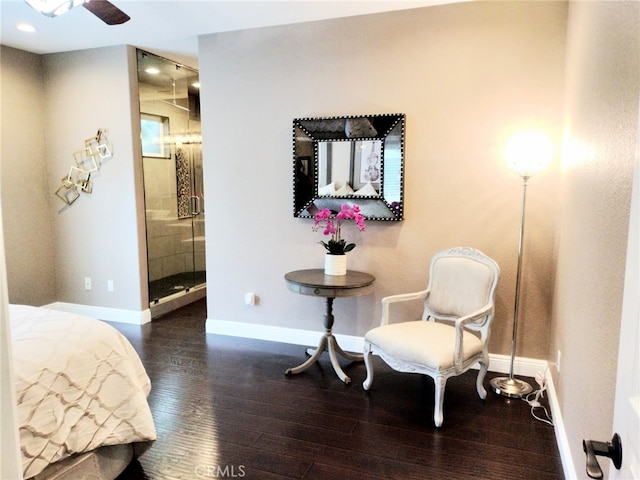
380,289,428,326
382,290,428,305
452,303,494,373
455,304,493,328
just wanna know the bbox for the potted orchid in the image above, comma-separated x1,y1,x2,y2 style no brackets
313,204,366,275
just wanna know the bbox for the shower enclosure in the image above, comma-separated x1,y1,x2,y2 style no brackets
136,50,206,309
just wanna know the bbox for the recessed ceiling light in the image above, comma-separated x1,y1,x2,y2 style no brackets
16,23,37,33
145,67,160,75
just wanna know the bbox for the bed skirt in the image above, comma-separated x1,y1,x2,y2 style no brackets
30,441,152,480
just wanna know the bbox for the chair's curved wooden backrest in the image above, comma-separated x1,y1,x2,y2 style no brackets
423,247,500,334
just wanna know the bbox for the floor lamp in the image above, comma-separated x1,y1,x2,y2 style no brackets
490,131,553,398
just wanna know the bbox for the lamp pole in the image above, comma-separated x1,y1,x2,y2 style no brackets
490,175,533,398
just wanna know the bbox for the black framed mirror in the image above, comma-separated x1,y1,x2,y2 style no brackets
293,113,405,221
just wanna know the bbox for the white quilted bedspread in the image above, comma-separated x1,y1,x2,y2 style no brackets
10,305,157,479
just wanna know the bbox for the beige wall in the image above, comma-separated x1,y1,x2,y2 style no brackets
40,45,147,311
551,1,640,476
0,46,56,306
1,45,148,312
199,1,567,358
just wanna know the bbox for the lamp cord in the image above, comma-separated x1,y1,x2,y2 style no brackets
522,367,554,426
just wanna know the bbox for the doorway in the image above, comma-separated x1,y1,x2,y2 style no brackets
136,50,206,312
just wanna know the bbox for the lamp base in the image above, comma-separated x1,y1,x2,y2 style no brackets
490,376,533,398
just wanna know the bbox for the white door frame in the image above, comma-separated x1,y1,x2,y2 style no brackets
610,100,640,480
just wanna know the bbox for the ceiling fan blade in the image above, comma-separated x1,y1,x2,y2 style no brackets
82,0,130,25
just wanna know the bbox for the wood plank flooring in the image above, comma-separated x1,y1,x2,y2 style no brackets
111,299,564,480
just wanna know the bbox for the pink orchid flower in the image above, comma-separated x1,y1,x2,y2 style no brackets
312,204,366,255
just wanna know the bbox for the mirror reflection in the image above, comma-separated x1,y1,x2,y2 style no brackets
318,140,382,195
293,114,405,221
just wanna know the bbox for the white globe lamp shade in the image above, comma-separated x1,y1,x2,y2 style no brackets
505,131,553,179
24,0,84,17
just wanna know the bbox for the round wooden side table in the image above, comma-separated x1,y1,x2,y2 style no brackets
284,269,375,384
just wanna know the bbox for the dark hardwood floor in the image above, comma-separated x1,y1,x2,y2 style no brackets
110,299,564,480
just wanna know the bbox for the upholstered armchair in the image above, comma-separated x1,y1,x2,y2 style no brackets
363,247,500,427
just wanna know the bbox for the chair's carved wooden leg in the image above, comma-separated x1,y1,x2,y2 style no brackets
363,343,374,390
476,361,488,400
433,375,447,427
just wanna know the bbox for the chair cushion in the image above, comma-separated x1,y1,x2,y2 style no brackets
429,257,494,317
365,321,483,370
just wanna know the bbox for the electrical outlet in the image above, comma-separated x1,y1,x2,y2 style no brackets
107,280,114,292
556,350,561,373
84,277,92,290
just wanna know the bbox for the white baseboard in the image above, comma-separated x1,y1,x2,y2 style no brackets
205,318,547,377
486,353,548,378
45,302,152,325
545,370,577,480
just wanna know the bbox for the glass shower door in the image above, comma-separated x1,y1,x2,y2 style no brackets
175,139,206,295
137,49,206,305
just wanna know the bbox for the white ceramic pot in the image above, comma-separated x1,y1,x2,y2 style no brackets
324,254,347,276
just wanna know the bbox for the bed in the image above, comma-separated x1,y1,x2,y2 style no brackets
9,304,156,480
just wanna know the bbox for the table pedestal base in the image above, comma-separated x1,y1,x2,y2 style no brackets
285,329,363,384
